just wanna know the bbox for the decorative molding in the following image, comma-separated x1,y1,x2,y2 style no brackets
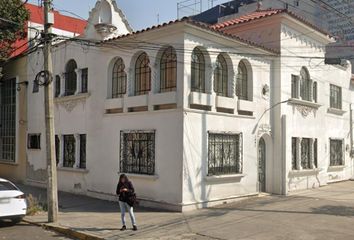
288,98,322,117
55,93,89,112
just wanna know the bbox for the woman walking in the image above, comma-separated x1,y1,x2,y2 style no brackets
116,174,138,231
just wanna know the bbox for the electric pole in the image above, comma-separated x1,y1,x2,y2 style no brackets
43,0,58,223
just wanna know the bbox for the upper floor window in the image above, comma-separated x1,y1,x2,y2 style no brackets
135,52,151,96
214,54,228,97
54,75,61,97
64,60,77,96
330,84,342,109
191,47,205,93
28,134,41,150
160,46,177,92
112,58,127,98
236,61,248,100
81,68,88,93
300,67,311,101
291,67,317,102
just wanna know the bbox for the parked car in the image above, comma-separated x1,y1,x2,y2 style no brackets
0,178,27,223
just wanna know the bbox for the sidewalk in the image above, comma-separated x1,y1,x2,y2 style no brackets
21,181,354,240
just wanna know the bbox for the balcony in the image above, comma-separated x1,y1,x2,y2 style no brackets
189,92,214,107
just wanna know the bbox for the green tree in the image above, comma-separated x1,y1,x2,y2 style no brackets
0,0,29,66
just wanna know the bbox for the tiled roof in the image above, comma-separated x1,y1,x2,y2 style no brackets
211,9,331,37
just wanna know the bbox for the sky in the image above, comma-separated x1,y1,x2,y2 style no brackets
27,0,226,31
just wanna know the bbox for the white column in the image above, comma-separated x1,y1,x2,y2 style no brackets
75,69,82,95
58,135,64,168
60,72,65,97
74,134,80,169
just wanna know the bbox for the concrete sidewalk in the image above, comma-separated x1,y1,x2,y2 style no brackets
21,181,354,240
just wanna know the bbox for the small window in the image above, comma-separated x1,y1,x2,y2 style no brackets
79,134,86,169
291,75,299,98
28,134,41,150
301,138,311,169
135,53,151,96
214,54,228,97
55,135,60,165
63,135,75,168
33,80,39,93
300,67,311,101
81,68,88,93
55,75,61,97
65,60,77,96
292,137,298,170
330,139,343,166
208,133,242,176
236,61,248,100
191,47,205,93
330,84,342,109
112,58,127,98
160,46,177,92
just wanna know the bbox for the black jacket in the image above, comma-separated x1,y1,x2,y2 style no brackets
116,181,135,203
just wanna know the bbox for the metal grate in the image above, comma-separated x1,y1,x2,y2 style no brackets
135,53,151,96
120,131,155,175
291,137,298,170
79,134,86,169
213,54,228,97
191,47,205,93
301,138,311,169
0,79,16,162
112,58,126,98
63,135,75,168
81,68,88,93
330,139,343,166
55,135,60,165
236,61,248,100
160,47,177,92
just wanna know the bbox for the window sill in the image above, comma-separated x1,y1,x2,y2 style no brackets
119,173,159,181
328,165,345,172
58,167,89,173
327,108,346,115
288,98,322,109
205,174,245,183
289,168,321,177
0,161,18,166
55,92,90,103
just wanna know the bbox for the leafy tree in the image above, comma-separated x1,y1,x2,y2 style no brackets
0,0,29,67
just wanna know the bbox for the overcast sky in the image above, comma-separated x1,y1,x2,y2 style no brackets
27,0,227,30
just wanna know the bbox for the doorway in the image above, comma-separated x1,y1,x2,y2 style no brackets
258,137,266,192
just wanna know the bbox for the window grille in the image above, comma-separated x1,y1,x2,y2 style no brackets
208,133,242,176
191,47,205,93
79,134,86,169
28,134,41,149
63,135,75,168
81,68,88,93
330,139,343,166
135,53,151,96
55,75,61,97
112,58,127,98
160,47,177,92
301,138,311,169
213,54,228,97
55,135,60,165
292,137,298,170
292,137,318,170
0,79,16,162
64,60,77,96
314,139,318,168
236,61,248,100
330,84,342,109
300,67,311,101
120,131,155,175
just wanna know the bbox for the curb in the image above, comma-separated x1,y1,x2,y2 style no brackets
23,218,104,240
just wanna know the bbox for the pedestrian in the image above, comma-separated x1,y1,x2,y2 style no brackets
116,174,138,231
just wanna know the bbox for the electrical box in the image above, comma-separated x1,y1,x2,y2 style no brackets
47,12,55,25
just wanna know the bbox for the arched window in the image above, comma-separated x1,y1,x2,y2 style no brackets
191,47,205,93
236,61,248,100
160,46,177,92
112,58,126,98
65,60,77,96
300,67,311,101
214,54,228,97
135,52,151,96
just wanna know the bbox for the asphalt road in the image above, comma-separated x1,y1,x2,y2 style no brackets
0,221,71,240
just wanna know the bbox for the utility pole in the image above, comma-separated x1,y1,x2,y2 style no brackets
43,0,58,223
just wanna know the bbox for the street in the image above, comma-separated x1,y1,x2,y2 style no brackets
0,221,71,240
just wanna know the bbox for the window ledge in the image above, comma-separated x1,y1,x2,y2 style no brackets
55,92,90,103
328,165,345,172
288,98,322,109
119,173,159,181
289,168,321,177
0,161,18,166
205,174,245,183
58,167,89,173
327,108,346,115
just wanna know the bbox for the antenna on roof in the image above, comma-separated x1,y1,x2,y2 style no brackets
257,0,263,11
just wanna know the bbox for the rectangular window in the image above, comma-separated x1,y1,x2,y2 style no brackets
79,134,86,169
292,137,318,170
313,82,317,103
55,75,61,97
120,131,155,175
33,80,39,93
28,134,41,150
330,84,342,109
63,135,75,168
81,68,88,93
292,137,298,170
291,75,299,98
301,138,311,169
55,135,60,165
314,139,318,168
0,79,16,162
208,133,242,176
330,139,343,166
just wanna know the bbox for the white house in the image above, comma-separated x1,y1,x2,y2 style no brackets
1,0,354,211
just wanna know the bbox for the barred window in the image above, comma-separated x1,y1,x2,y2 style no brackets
330,139,343,166
55,75,61,97
63,135,75,168
160,46,177,92
112,58,126,98
191,47,205,93
291,75,299,98
292,137,298,170
79,134,86,169
135,53,151,96
55,135,60,165
236,61,248,100
0,79,16,162
300,67,311,101
291,67,316,102
301,138,311,169
208,133,242,176
330,84,342,109
65,60,77,96
213,54,228,97
120,131,155,175
292,137,318,170
28,134,41,150
81,68,88,93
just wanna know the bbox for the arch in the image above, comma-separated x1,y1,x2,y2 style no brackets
135,52,151,96
236,59,253,101
300,66,311,101
258,133,273,193
65,59,77,96
111,57,127,98
160,46,177,92
191,47,206,93
213,53,228,97
98,0,112,24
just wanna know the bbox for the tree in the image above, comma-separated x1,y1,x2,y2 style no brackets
0,0,29,67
